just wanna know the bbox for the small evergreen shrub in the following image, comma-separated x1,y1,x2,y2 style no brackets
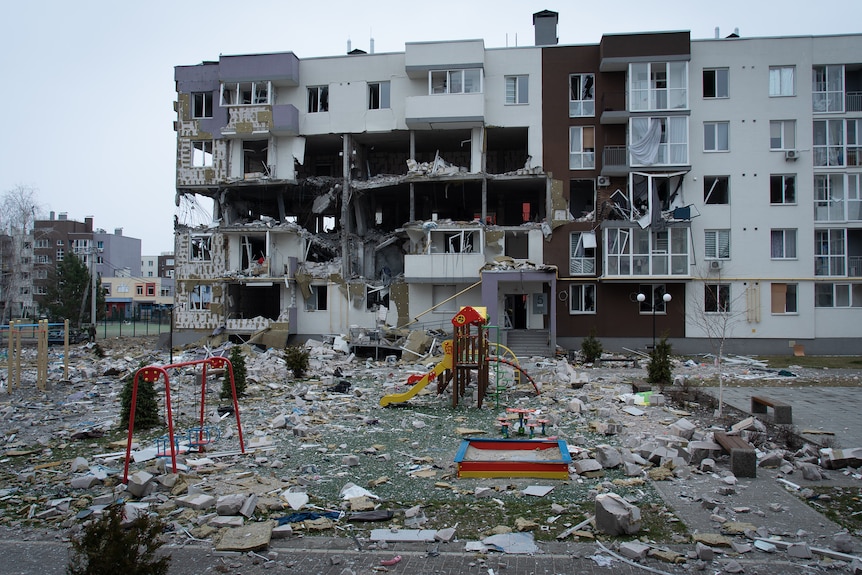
646,336,673,387
220,346,248,398
119,364,161,430
580,330,603,363
284,345,310,378
67,504,170,575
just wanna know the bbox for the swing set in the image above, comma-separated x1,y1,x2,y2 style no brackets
122,356,245,484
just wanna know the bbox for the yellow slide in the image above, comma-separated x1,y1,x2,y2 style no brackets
380,340,453,407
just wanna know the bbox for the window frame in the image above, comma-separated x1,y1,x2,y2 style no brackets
220,81,272,106
429,68,483,95
812,64,844,113
368,81,391,110
704,229,730,260
569,126,596,170
637,284,669,314
770,120,796,151
307,85,329,113
190,284,212,311
569,73,595,117
192,91,213,118
569,232,596,275
704,283,731,313
769,66,796,97
703,176,730,204
703,121,729,152
770,174,797,205
771,282,798,314
505,75,529,105
191,140,214,168
770,229,797,260
815,283,862,308
568,283,596,314
703,68,729,99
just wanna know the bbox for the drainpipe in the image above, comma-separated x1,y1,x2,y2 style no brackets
342,134,351,279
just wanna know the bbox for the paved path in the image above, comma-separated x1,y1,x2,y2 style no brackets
702,385,862,446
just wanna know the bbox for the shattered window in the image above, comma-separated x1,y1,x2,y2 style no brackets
305,285,328,311
703,176,729,204
770,174,796,204
192,141,214,167
771,283,798,314
220,81,271,106
569,232,596,275
703,69,729,99
368,82,391,109
704,283,730,313
190,284,212,310
569,74,594,117
308,86,329,112
637,284,668,313
505,76,529,104
190,235,212,261
192,92,213,118
569,284,596,314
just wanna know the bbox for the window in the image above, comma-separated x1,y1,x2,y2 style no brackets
637,284,669,313
18,286,29,296
147,285,155,296
103,283,112,293
704,283,730,313
769,66,795,96
192,92,213,118
569,284,596,314
368,81,390,109
629,62,688,111
813,65,844,113
190,284,212,310
35,239,49,248
815,229,846,276
34,286,47,296
56,249,64,262
815,174,862,222
770,120,796,150
190,235,212,261
220,81,271,106
705,229,730,259
703,68,729,98
36,269,48,279
815,283,862,307
630,116,689,165
569,232,596,274
505,75,529,104
813,119,844,166
770,174,796,204
307,86,329,112
36,255,50,264
136,285,144,296
771,283,798,314
160,288,171,297
569,126,595,169
147,271,153,277
704,122,729,151
429,69,482,95
97,241,104,249
703,176,729,204
771,229,797,259
431,284,456,313
192,141,213,167
305,284,328,311
569,73,594,116
57,240,64,246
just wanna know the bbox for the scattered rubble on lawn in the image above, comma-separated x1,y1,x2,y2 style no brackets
0,334,859,570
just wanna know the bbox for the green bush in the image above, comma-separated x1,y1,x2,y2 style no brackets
647,336,673,386
580,330,603,363
284,345,310,378
67,504,170,575
220,346,248,398
119,364,161,430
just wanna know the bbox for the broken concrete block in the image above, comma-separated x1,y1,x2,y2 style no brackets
786,542,812,558
594,493,641,536
723,559,745,573
798,462,824,481
618,541,649,560
70,475,101,490
648,393,665,406
573,459,603,475
70,457,89,473
240,494,258,518
342,455,360,467
758,450,784,468
833,532,855,553
125,471,154,498
209,515,244,528
669,418,696,440
819,447,862,470
271,524,293,539
700,458,716,473
216,494,246,516
689,441,722,466
695,541,714,561
623,462,643,477
594,445,622,469
474,487,495,498
176,493,216,510
754,539,777,553
215,521,274,551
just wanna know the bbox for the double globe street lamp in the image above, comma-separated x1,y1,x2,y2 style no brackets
636,291,671,350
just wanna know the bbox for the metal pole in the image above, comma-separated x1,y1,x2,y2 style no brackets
652,303,657,349
90,248,97,328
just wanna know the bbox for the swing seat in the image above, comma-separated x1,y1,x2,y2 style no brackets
155,435,181,458
187,426,221,451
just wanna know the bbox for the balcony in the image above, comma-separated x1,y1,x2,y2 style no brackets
849,92,862,112
602,146,629,176
404,253,486,282
599,91,628,124
405,93,485,129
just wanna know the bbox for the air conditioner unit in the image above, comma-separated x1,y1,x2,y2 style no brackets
709,260,723,270
597,176,611,187
785,150,799,161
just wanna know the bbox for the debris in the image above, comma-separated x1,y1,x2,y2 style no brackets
480,532,538,554
594,493,641,536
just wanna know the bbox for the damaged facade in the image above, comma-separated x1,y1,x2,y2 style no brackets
173,12,862,355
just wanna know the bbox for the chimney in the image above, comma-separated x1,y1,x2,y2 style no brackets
85,216,94,229
114,228,123,236
347,38,352,53
58,212,67,220
370,36,374,54
533,10,559,46
715,27,720,39
49,211,55,220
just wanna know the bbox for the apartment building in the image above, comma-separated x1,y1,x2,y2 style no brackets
172,11,862,354
32,213,96,308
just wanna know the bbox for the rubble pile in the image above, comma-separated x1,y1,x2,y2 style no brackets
0,335,859,570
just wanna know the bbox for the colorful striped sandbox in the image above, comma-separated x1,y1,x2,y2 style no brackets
454,438,572,479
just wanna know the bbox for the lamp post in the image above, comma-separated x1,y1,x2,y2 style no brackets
637,291,672,349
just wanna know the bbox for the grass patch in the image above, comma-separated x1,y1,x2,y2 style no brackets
756,356,862,370
798,485,862,535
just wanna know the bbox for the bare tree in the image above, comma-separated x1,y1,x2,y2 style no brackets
688,266,749,417
0,185,42,322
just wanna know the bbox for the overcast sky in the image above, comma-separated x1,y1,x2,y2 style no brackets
2,0,861,255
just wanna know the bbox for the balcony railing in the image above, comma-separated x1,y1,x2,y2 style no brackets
848,92,862,112
602,146,628,170
849,256,862,277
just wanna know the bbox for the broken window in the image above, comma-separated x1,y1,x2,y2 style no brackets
366,285,390,311
220,81,271,106
704,283,731,313
190,235,212,261
569,73,594,117
368,81,391,109
569,284,596,314
192,92,213,118
569,126,595,169
308,86,329,112
446,231,474,253
703,176,729,204
703,68,729,99
704,229,730,259
569,179,596,219
243,140,268,175
190,284,212,310
771,283,798,314
505,75,529,104
770,174,796,204
630,62,687,111
192,141,214,167
504,231,528,259
569,232,596,275
429,69,482,95
305,284,328,311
